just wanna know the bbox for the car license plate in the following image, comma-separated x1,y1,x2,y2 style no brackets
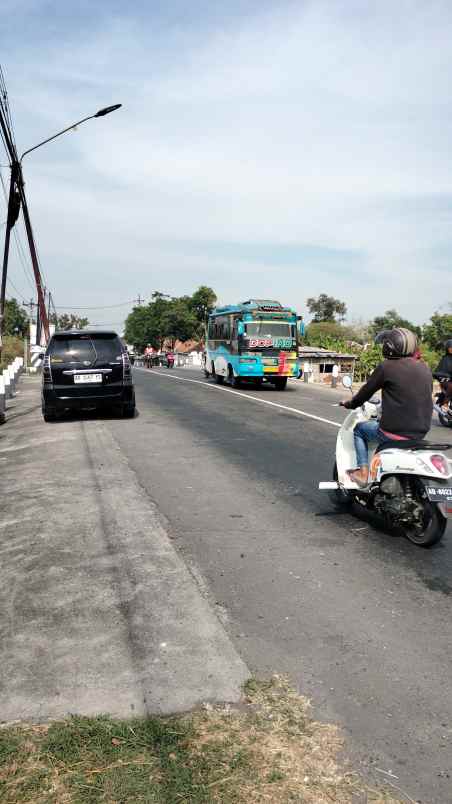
425,486,452,503
74,373,102,384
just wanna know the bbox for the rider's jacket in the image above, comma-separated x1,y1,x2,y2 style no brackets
344,357,433,440
435,353,452,377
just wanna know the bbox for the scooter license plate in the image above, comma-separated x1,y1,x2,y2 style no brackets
425,486,452,503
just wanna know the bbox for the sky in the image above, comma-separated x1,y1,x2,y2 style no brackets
1,0,452,331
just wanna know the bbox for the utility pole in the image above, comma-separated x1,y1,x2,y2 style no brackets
134,294,144,306
1,67,121,356
17,179,49,340
0,80,49,351
23,298,37,321
23,297,37,348
0,124,20,352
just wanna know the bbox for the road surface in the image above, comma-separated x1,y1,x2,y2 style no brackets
105,365,451,804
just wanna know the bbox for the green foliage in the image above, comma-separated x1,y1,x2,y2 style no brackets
3,298,28,336
369,309,421,338
188,285,217,336
422,312,452,351
50,313,89,330
161,296,198,346
304,321,364,349
0,335,24,370
418,345,441,371
124,286,216,351
353,344,383,382
306,293,347,322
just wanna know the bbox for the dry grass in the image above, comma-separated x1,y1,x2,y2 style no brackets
0,677,406,803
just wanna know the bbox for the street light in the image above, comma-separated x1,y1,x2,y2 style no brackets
0,102,122,349
20,103,122,161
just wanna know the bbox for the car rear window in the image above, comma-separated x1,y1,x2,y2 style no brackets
48,334,123,364
91,335,123,362
49,336,96,364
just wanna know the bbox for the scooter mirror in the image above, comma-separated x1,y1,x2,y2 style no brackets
342,375,352,389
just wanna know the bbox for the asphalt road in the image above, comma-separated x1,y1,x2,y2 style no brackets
105,366,452,804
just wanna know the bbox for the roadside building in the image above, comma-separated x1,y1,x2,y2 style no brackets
298,345,356,384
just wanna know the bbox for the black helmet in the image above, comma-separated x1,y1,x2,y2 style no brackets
445,338,452,352
375,327,418,359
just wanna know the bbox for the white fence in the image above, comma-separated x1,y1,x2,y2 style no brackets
0,356,24,424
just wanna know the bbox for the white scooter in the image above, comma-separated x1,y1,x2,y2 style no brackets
319,376,452,547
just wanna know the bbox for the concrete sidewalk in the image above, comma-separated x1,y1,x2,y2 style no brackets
0,376,248,723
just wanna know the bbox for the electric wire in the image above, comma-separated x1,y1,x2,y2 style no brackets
0,67,17,152
57,300,138,309
6,276,27,300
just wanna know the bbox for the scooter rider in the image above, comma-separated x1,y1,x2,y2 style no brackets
433,338,452,407
340,328,433,487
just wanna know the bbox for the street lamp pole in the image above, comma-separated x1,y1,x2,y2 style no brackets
19,104,122,162
0,103,122,347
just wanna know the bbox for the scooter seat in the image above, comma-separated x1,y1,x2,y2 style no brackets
375,439,452,453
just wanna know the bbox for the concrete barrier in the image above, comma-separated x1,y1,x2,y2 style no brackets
7,366,16,398
2,368,11,399
0,359,24,420
0,375,5,424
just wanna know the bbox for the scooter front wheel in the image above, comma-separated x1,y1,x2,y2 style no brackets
329,462,353,510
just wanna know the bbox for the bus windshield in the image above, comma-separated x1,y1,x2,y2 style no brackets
245,321,294,337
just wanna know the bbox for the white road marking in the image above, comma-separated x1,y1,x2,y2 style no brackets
134,368,341,428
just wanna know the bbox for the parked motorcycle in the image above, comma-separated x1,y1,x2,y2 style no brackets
433,373,452,429
319,376,452,547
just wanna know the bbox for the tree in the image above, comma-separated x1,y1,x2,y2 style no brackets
304,321,367,348
353,344,383,382
123,304,156,350
423,312,452,351
304,321,347,350
188,286,217,337
50,313,89,330
4,298,28,336
369,309,421,338
124,286,217,352
161,298,198,347
306,294,347,322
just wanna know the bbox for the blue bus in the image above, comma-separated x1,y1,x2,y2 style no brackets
203,299,299,390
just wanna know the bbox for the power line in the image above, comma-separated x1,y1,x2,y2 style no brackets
6,276,27,299
56,299,138,310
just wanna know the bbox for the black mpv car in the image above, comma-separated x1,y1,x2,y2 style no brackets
42,330,135,421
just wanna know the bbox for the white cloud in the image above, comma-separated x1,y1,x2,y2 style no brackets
2,0,452,326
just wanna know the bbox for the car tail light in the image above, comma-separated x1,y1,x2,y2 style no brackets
43,355,52,386
122,352,133,385
430,454,450,476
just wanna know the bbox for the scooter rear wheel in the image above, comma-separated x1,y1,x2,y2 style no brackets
402,496,446,548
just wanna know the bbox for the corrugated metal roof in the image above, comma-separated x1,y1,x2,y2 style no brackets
299,346,356,359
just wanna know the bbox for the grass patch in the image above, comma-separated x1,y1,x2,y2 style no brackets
0,677,403,803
